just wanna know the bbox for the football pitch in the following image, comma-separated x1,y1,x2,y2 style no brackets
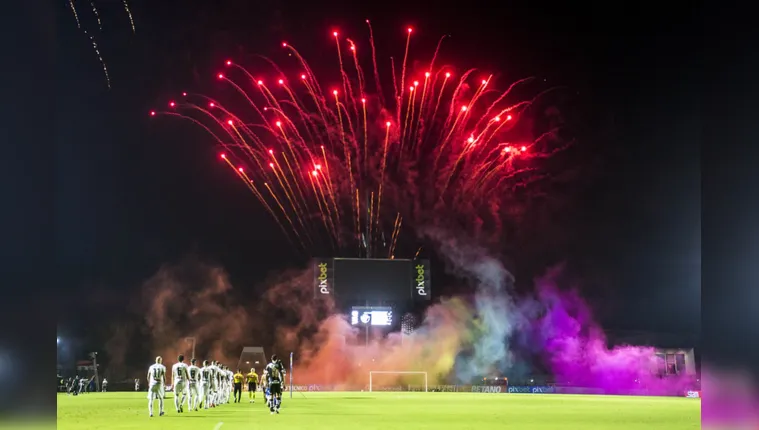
57,391,700,429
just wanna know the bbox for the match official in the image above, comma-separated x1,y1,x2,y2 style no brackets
233,369,244,403
246,368,259,403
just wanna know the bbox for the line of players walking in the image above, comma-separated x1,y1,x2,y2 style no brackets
146,353,287,417
62,375,104,395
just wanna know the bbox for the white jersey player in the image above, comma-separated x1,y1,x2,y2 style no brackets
200,360,212,409
216,361,227,405
187,358,201,411
216,362,224,406
209,361,219,407
230,369,234,400
147,356,166,417
226,367,233,403
262,367,270,403
171,354,190,413
221,364,228,404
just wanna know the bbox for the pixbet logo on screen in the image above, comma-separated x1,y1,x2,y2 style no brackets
318,263,330,294
415,264,427,296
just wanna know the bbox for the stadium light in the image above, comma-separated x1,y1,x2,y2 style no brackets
185,337,196,359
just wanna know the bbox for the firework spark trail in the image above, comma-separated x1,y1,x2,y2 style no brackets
388,213,400,258
224,157,298,249
410,74,430,153
400,83,415,154
274,120,313,213
365,20,385,107
368,191,374,252
232,111,312,237
123,0,136,33
218,69,272,125
312,169,340,247
375,122,392,248
398,28,412,127
390,57,399,118
333,33,359,125
388,213,402,258
156,24,564,255
67,1,138,88
347,39,366,184
427,71,451,141
347,39,366,107
274,148,309,223
308,172,337,250
332,91,359,247
86,31,110,89
267,157,309,231
90,1,102,30
269,155,313,246
68,0,81,28
264,182,308,250
407,81,419,148
225,117,270,172
361,98,368,179
160,105,313,251
319,145,342,235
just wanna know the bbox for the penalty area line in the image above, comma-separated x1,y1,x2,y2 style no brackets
213,422,224,430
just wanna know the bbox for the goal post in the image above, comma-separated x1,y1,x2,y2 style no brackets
368,371,428,392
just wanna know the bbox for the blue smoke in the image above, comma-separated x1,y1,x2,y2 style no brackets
421,229,519,382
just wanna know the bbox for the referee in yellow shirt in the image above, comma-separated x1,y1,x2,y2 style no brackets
246,368,259,403
233,369,244,403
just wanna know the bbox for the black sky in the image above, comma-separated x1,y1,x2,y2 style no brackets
15,1,699,346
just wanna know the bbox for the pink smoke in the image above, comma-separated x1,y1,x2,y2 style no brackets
534,270,693,395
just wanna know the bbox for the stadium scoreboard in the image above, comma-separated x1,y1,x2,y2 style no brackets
313,258,431,302
350,306,393,326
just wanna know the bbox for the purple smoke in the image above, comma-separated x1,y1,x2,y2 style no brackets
533,271,693,395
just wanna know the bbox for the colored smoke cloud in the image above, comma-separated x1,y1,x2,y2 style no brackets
104,259,256,378
105,236,694,397
531,268,692,395
420,228,521,382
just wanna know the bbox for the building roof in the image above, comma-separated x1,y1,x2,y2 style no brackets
605,330,698,349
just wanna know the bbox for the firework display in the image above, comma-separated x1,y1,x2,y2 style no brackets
153,23,564,256
66,0,136,88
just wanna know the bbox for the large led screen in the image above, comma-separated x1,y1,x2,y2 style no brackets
350,306,393,326
333,258,411,301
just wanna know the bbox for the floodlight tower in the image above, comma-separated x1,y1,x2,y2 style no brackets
90,352,100,392
185,337,196,360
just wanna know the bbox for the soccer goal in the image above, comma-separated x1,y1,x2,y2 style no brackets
368,371,428,392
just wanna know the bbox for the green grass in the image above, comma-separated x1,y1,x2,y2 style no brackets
57,391,701,429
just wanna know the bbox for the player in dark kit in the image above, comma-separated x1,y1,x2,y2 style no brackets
265,355,286,414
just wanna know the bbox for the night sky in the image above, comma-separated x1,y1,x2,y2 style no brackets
12,1,700,356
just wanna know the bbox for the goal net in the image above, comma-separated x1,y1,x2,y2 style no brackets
368,371,428,392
